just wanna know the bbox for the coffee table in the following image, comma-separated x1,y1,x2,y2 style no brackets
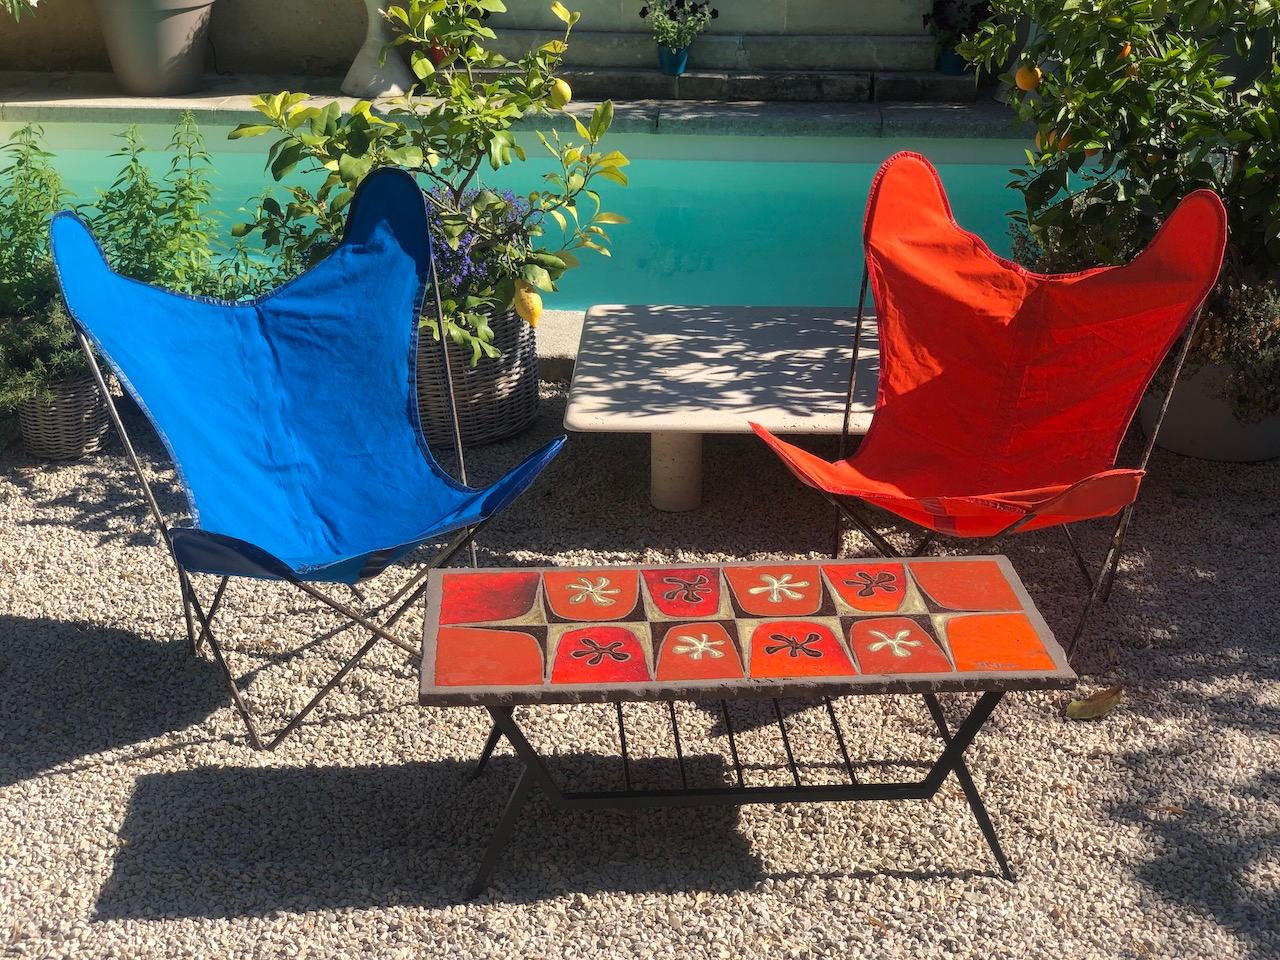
563,305,879,511
420,556,1075,895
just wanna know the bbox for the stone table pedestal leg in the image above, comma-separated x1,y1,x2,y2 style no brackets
650,431,703,511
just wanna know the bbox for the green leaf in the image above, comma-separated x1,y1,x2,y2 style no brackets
549,1,571,24
593,211,628,224
226,124,274,140
1065,686,1124,721
589,100,614,142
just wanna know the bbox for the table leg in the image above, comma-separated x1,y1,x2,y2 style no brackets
650,431,703,511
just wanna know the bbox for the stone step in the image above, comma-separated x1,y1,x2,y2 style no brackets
490,29,936,72
556,67,976,103
493,1,930,37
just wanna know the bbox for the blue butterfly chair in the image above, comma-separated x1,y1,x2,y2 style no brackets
51,167,565,750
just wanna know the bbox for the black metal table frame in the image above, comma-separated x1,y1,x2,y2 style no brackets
466,689,1010,897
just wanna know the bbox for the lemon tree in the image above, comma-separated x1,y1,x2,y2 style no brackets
962,1,1280,271
230,1,628,362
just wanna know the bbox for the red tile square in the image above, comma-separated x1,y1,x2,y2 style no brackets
748,621,855,679
848,617,952,675
725,565,823,617
440,571,541,625
654,622,743,682
643,568,721,619
435,627,544,686
550,626,651,684
543,569,641,621
823,562,907,613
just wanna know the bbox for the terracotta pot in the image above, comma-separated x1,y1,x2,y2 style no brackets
1139,363,1280,463
94,0,216,96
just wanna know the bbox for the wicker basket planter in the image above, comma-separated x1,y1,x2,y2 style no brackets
16,375,109,461
417,308,539,446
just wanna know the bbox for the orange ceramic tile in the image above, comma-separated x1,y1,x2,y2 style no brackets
748,621,856,678
724,565,823,617
654,622,743,682
823,562,907,613
543,569,640,621
439,571,541,625
910,560,1021,611
848,617,952,675
551,626,651,684
945,613,1057,673
643,567,722,619
435,627,544,687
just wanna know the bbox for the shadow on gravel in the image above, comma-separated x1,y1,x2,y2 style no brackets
0,616,224,787
95,756,765,917
1113,763,1280,959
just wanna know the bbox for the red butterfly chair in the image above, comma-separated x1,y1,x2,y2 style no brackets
752,152,1227,656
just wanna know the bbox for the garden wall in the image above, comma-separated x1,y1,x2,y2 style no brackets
0,0,931,76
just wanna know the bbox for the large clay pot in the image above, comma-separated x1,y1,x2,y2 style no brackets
342,0,415,97
1139,363,1280,463
94,0,216,96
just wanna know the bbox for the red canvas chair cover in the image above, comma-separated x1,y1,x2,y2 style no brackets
753,152,1227,538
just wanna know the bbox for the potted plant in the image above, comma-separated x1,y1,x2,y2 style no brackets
924,1,990,76
0,126,108,461
639,1,719,77
230,0,629,446
92,0,218,96
962,0,1280,461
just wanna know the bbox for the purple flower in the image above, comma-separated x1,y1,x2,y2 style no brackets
424,187,529,302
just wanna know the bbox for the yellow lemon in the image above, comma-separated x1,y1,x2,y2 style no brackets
549,77,572,108
514,282,543,327
1014,63,1042,92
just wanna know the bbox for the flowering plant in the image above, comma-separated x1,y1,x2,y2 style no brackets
2,0,38,20
231,1,629,363
639,1,718,51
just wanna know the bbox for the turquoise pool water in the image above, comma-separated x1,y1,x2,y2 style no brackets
9,123,1027,310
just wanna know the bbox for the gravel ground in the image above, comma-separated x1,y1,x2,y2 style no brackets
1,384,1277,960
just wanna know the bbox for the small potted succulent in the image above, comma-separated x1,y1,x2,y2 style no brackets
639,1,719,77
0,126,107,461
923,0,990,76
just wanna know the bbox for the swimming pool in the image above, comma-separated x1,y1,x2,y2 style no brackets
7,122,1027,311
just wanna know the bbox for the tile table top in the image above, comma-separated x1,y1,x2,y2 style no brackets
420,556,1076,706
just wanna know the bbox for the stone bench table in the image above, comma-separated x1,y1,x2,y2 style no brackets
563,305,879,511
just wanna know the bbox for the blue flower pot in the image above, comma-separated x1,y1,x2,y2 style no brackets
937,46,968,76
658,46,690,76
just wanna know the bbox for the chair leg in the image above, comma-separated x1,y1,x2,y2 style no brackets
822,493,901,559
182,527,482,750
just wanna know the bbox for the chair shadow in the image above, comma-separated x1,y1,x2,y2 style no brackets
93,755,767,918
0,616,225,788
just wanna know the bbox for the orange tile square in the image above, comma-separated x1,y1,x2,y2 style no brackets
945,613,1056,673
435,627,544,686
748,621,855,678
543,569,640,621
725,565,823,617
910,560,1021,611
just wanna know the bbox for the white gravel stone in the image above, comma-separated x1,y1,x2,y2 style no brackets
0,384,1276,959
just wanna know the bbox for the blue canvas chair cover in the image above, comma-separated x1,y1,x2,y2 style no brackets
51,167,565,749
